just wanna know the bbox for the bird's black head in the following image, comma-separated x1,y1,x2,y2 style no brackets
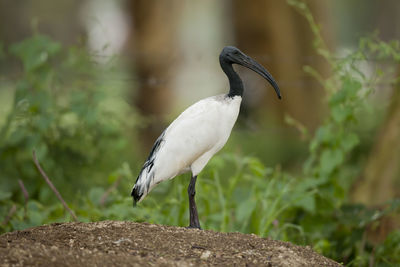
219,46,245,64
219,46,281,99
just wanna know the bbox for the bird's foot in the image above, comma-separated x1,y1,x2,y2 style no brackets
186,224,202,230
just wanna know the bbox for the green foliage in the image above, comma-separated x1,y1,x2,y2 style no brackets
375,230,400,266
1,4,400,266
0,34,138,230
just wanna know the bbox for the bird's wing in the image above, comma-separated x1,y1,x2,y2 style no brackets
132,95,241,202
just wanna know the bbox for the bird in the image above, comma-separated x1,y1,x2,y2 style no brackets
131,46,281,229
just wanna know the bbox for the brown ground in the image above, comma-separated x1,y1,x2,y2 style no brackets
0,221,340,266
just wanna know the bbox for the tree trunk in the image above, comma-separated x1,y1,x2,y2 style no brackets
353,87,400,205
351,1,400,242
351,83,400,243
127,0,182,149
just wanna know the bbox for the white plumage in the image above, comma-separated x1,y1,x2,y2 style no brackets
133,95,241,201
131,46,281,229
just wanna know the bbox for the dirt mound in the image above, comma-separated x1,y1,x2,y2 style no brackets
0,221,340,266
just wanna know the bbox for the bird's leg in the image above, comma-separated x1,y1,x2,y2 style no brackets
187,175,201,229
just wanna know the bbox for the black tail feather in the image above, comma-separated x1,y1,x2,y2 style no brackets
131,186,142,207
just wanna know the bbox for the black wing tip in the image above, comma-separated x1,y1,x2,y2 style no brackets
131,187,142,207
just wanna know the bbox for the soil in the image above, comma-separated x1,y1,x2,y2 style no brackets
0,221,340,266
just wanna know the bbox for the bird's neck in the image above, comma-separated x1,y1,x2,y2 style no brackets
221,61,243,97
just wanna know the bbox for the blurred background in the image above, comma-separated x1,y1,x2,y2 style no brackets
0,0,399,265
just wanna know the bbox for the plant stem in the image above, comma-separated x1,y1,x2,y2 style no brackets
18,179,29,218
32,150,78,222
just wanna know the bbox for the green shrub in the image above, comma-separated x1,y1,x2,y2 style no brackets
0,34,138,230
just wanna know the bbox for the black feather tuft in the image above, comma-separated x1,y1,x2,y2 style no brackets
134,132,165,181
131,131,166,207
131,186,142,206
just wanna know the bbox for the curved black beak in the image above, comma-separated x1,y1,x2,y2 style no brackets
235,54,281,99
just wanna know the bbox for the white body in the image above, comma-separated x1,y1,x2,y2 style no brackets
133,94,242,201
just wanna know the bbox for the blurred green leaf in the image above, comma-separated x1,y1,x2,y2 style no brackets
331,105,352,123
294,194,316,214
319,149,344,176
88,187,105,205
10,35,61,72
0,191,12,201
236,197,255,223
341,133,359,151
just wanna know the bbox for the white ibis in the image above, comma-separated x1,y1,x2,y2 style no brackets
131,46,281,229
